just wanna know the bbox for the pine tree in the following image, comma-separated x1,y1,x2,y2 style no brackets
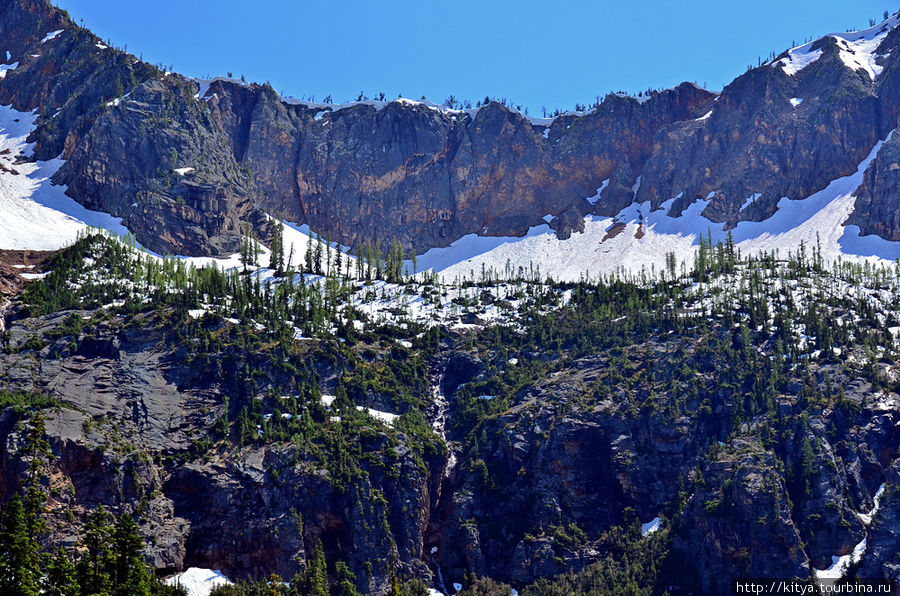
113,514,151,595
304,539,328,596
239,229,251,273
22,412,52,537
76,506,114,595
0,495,42,596
334,561,360,596
305,232,314,274
314,233,323,275
46,548,80,596
270,220,285,276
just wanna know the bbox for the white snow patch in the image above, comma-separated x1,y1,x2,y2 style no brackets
858,483,886,525
772,13,899,79
740,193,761,211
413,132,899,282
321,395,336,407
631,175,642,197
19,272,48,280
831,14,899,79
174,167,195,176
773,45,823,76
0,62,18,79
164,568,232,596
357,406,399,426
790,97,803,107
41,30,63,43
585,179,610,206
641,517,662,536
696,110,712,121
0,104,134,250
814,536,867,579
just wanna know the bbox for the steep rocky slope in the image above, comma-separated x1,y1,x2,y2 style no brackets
1,235,898,594
1,1,899,259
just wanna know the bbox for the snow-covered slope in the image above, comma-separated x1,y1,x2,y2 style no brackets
0,104,132,250
416,134,900,282
772,12,899,78
164,568,231,596
3,96,899,284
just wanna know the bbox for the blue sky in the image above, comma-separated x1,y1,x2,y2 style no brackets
53,0,897,113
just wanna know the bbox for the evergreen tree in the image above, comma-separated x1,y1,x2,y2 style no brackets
334,561,360,596
76,506,114,595
46,547,80,596
113,513,152,595
270,220,285,276
22,412,52,538
0,495,42,596
303,539,328,596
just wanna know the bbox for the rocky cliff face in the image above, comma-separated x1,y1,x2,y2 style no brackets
0,303,445,591
428,340,898,591
2,0,899,257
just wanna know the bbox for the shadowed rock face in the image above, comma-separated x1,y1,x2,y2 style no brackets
1,1,900,257
847,127,900,240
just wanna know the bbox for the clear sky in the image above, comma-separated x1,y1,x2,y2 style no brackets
52,0,897,113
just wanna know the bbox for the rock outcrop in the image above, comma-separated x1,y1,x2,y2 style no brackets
3,1,899,256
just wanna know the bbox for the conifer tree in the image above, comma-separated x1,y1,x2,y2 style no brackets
304,539,328,596
113,514,152,595
76,506,114,595
270,220,285,276
0,495,42,596
46,547,80,596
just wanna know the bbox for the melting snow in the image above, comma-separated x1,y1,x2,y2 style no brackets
773,12,898,79
858,483,886,525
174,167,195,176
357,406,399,426
814,536,867,579
773,45,823,76
585,179,610,206
696,110,712,121
790,97,803,107
831,13,899,79
164,568,232,596
41,30,63,43
641,517,662,536
414,132,898,282
0,62,18,79
0,104,133,250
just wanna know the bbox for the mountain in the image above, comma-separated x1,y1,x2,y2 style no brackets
2,3,900,596
1,1,900,276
